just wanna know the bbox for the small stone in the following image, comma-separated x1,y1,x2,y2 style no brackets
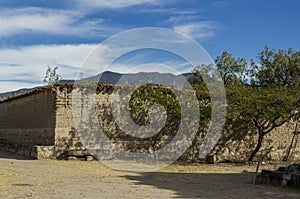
67,156,77,160
86,156,94,161
242,169,250,172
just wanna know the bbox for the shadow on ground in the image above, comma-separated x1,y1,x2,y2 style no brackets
122,172,300,199
0,150,31,160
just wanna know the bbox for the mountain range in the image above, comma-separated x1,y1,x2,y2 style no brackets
0,71,191,101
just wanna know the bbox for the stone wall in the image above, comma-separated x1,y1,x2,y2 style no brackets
0,142,54,159
0,84,299,162
183,120,300,162
54,85,300,162
0,88,57,159
0,88,56,145
220,121,300,162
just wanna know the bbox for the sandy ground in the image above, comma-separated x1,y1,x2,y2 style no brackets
0,151,300,199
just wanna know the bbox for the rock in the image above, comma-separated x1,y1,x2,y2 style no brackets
255,163,300,187
86,156,94,161
242,169,250,173
67,156,77,160
206,155,216,164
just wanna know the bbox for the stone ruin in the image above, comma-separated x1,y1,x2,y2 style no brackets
0,84,299,162
255,163,300,187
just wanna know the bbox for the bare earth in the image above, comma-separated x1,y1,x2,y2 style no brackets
0,151,299,199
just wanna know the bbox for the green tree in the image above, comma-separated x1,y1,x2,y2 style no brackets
250,46,300,86
229,46,300,161
43,66,61,85
189,64,207,86
227,84,299,161
190,48,300,161
189,63,223,86
215,50,247,86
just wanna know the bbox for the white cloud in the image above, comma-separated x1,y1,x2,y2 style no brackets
139,7,196,15
173,21,216,39
0,8,72,36
163,11,218,41
73,0,162,9
0,43,195,93
0,7,117,37
211,1,228,9
0,44,98,93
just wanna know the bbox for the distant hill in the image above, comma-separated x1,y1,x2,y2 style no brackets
82,71,123,84
0,88,36,101
82,71,191,85
0,71,192,101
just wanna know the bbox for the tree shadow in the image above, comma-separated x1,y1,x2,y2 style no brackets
121,171,300,198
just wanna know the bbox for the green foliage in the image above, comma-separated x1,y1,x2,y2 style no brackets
191,83,211,121
226,84,299,160
250,46,300,86
189,64,206,85
215,50,247,86
227,85,299,123
43,66,61,85
129,85,182,124
189,64,221,86
189,47,300,161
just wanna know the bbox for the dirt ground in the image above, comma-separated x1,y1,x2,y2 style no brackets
0,151,299,199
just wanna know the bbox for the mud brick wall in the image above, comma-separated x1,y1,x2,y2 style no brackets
53,85,116,156
261,123,300,161
0,84,299,162
183,120,300,162
220,121,300,162
54,85,78,155
0,88,56,146
55,85,300,162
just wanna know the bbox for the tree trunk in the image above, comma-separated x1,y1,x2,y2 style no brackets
282,133,296,161
248,131,264,162
283,123,298,161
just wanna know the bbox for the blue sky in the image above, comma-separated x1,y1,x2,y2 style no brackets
0,0,299,92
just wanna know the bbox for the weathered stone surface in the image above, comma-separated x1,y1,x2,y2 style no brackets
206,155,216,164
86,156,94,161
255,164,300,187
67,156,77,160
0,85,299,162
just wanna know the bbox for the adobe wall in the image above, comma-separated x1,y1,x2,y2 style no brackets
0,88,56,146
0,85,299,162
55,85,300,162
0,88,57,159
53,85,115,156
183,120,300,162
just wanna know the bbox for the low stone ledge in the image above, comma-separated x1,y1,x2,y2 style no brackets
0,142,54,159
35,145,55,159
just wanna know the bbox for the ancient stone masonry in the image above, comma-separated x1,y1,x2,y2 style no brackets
0,84,299,162
0,87,56,159
255,163,300,187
